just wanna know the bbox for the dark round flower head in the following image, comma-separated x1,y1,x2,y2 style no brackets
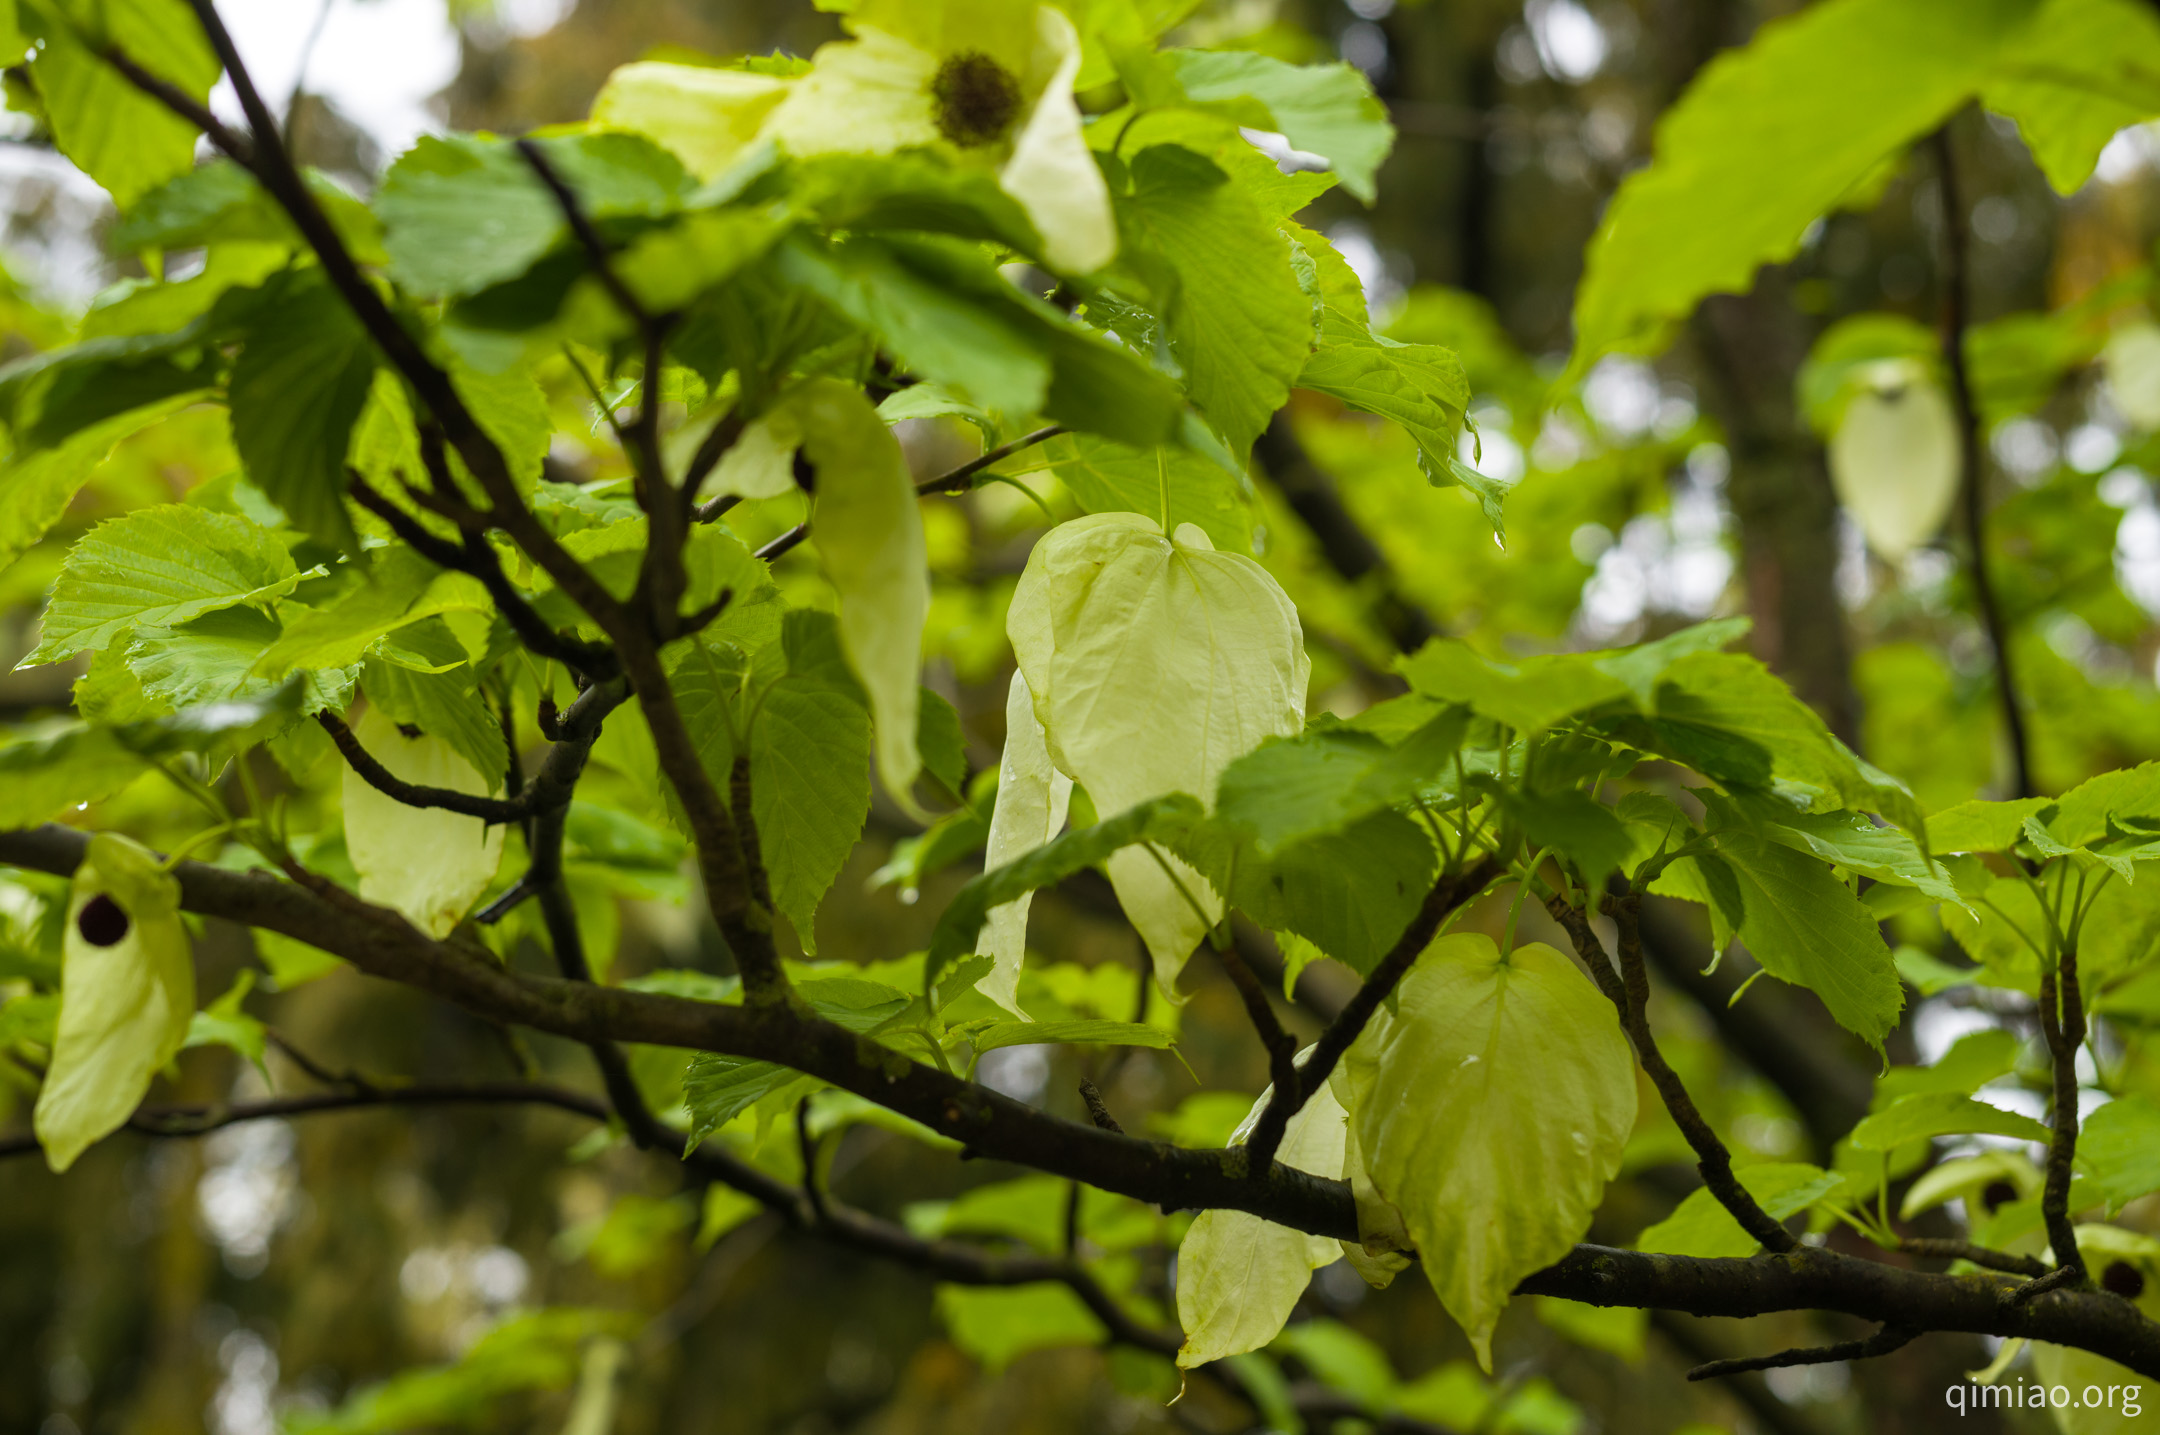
76,893,131,948
2104,1260,2146,1300
1980,1179,2019,1213
931,50,1022,148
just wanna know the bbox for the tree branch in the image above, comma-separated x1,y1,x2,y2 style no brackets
1684,1323,1917,1383
10,824,2160,1377
1932,122,2032,799
316,713,528,823
914,425,1066,497
1899,1237,2050,1280
1215,941,1301,1105
1242,857,1501,1171
1549,892,1796,1253
2037,954,2089,1282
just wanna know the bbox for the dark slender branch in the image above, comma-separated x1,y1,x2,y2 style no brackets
127,5,632,644
316,714,528,823
0,1082,610,1159
1554,892,1796,1253
1216,941,1300,1107
96,43,251,160
1900,1238,2050,1279
1243,857,1501,1171
2037,956,2089,1282
346,470,620,680
11,824,2160,1378
1932,123,2032,799
514,138,653,336
914,425,1065,496
756,523,810,563
1685,1323,1918,1382
685,411,751,522
2012,1262,2083,1306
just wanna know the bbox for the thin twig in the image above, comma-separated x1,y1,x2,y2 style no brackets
2010,1262,2083,1307
1216,941,1301,1111
1555,891,1798,1253
1078,1078,1123,1134
1686,1324,1918,1381
2036,956,2089,1283
914,425,1065,496
316,714,528,824
1900,1237,2051,1279
1932,123,2032,799
1242,857,1501,1171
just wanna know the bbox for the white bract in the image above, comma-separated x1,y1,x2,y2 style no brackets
1008,512,1308,992
789,379,931,812
1339,933,1635,1370
1827,357,1961,561
2105,320,2160,432
978,670,1074,1017
766,0,1116,274
590,62,790,180
35,832,196,1172
1176,1058,1347,1367
343,705,506,937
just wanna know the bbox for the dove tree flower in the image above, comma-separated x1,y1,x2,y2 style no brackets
766,0,1117,275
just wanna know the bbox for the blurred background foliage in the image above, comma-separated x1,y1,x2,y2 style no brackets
3,0,2160,1433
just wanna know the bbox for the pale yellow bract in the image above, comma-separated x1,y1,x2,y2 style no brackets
2030,1225,2160,1434
791,378,931,814
1008,511,1308,993
34,832,195,1172
1340,934,1636,1370
1827,356,1961,561
978,669,1073,1018
1175,1058,1347,1367
589,1,1117,275
343,705,506,938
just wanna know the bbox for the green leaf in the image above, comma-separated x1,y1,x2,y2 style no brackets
916,688,967,798
1717,792,1958,901
1031,431,1251,553
971,1019,1173,1053
182,969,267,1076
1198,810,1436,977
287,1308,634,1435
359,658,508,795
34,833,195,1172
1506,790,1633,895
128,606,350,715
111,161,385,263
1341,933,1634,1370
255,547,489,678
934,1284,1105,1373
27,0,221,208
1009,512,1307,987
1176,1073,1344,1365
1875,1028,2022,1105
1214,715,1463,856
375,132,694,299
0,725,150,826
1398,640,1626,736
682,1055,803,1147
2049,761,2160,847
1635,1163,1842,1258
924,792,1205,1000
1167,51,1393,203
1566,0,2042,371
1981,0,2160,191
772,235,1052,416
27,504,300,664
1707,829,1905,1050
748,610,871,954
978,672,1072,1015
1925,796,2052,853
1848,1091,2053,1151
228,268,378,552
1115,144,1311,455
0,396,196,578
2078,1095,2160,1210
